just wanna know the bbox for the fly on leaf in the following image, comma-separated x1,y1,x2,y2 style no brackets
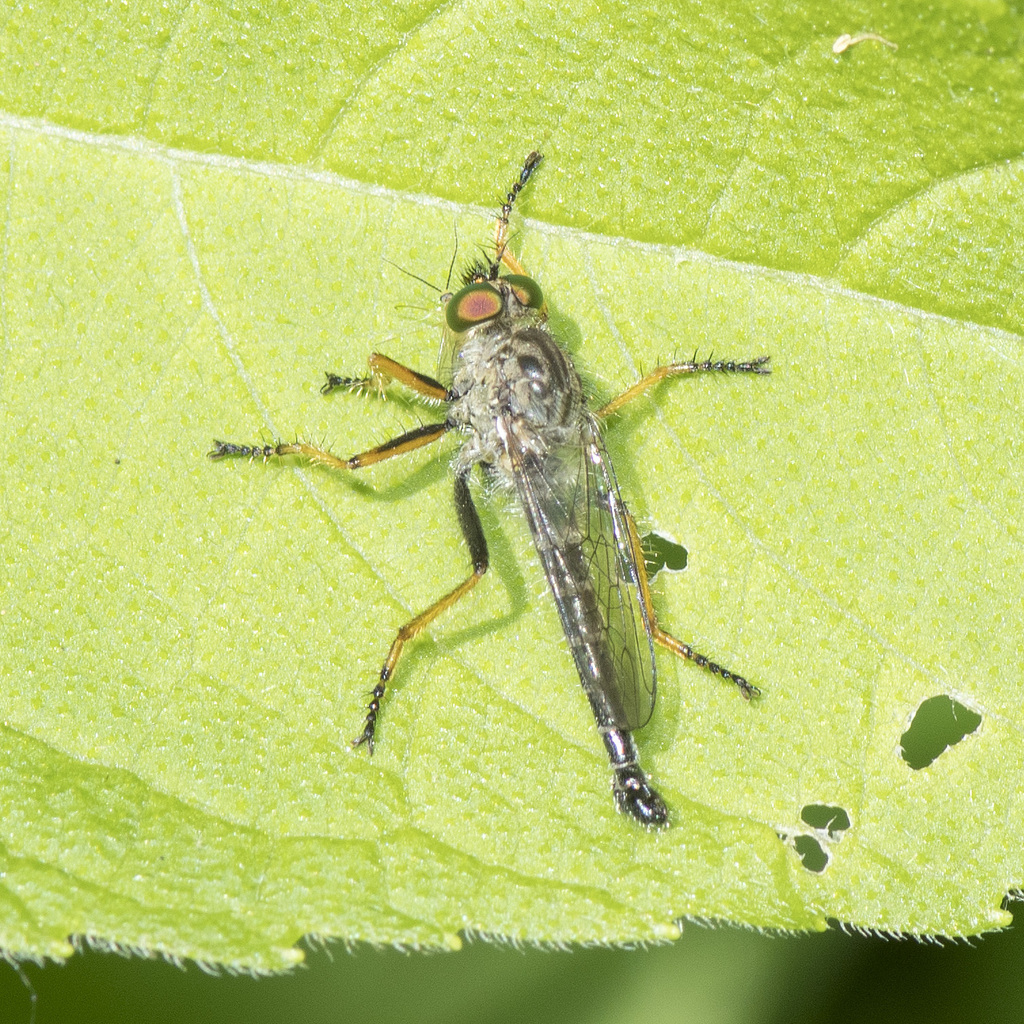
210,153,770,827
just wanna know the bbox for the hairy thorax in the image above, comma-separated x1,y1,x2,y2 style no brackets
446,316,585,483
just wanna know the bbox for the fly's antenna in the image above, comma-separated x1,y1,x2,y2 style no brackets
383,258,444,295
490,151,543,279
444,224,459,292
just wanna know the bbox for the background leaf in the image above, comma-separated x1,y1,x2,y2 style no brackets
0,0,1022,969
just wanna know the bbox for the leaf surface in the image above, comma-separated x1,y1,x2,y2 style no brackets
1,0,1022,967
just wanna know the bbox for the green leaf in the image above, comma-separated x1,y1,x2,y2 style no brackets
1,0,1022,968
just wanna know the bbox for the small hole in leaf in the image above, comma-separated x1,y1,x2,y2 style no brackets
640,532,687,581
793,834,829,873
900,695,981,770
801,804,851,836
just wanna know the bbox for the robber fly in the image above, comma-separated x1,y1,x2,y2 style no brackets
210,153,769,827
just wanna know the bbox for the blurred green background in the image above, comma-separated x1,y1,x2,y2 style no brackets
3,908,1023,1023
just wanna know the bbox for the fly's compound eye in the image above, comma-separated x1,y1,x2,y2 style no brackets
445,282,504,333
503,274,543,311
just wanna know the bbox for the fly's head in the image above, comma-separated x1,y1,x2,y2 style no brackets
437,265,544,384
442,271,544,336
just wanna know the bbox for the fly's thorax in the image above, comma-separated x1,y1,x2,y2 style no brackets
446,316,585,480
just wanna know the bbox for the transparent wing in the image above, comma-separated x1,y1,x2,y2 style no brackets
505,413,657,731
436,323,460,388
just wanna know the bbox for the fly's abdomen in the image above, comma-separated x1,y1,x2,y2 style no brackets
540,536,631,729
508,425,656,733
527,503,668,828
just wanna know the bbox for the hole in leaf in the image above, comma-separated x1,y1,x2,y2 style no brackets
899,695,982,770
801,804,851,836
793,834,829,873
640,532,687,580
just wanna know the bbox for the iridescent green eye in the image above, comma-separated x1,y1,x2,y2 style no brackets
445,282,504,332
504,274,543,310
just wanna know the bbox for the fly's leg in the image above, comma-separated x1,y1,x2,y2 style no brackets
492,151,543,278
209,421,449,471
596,355,767,696
211,357,461,753
322,353,449,403
211,354,450,469
595,355,770,419
653,625,759,700
626,511,759,700
352,469,489,753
